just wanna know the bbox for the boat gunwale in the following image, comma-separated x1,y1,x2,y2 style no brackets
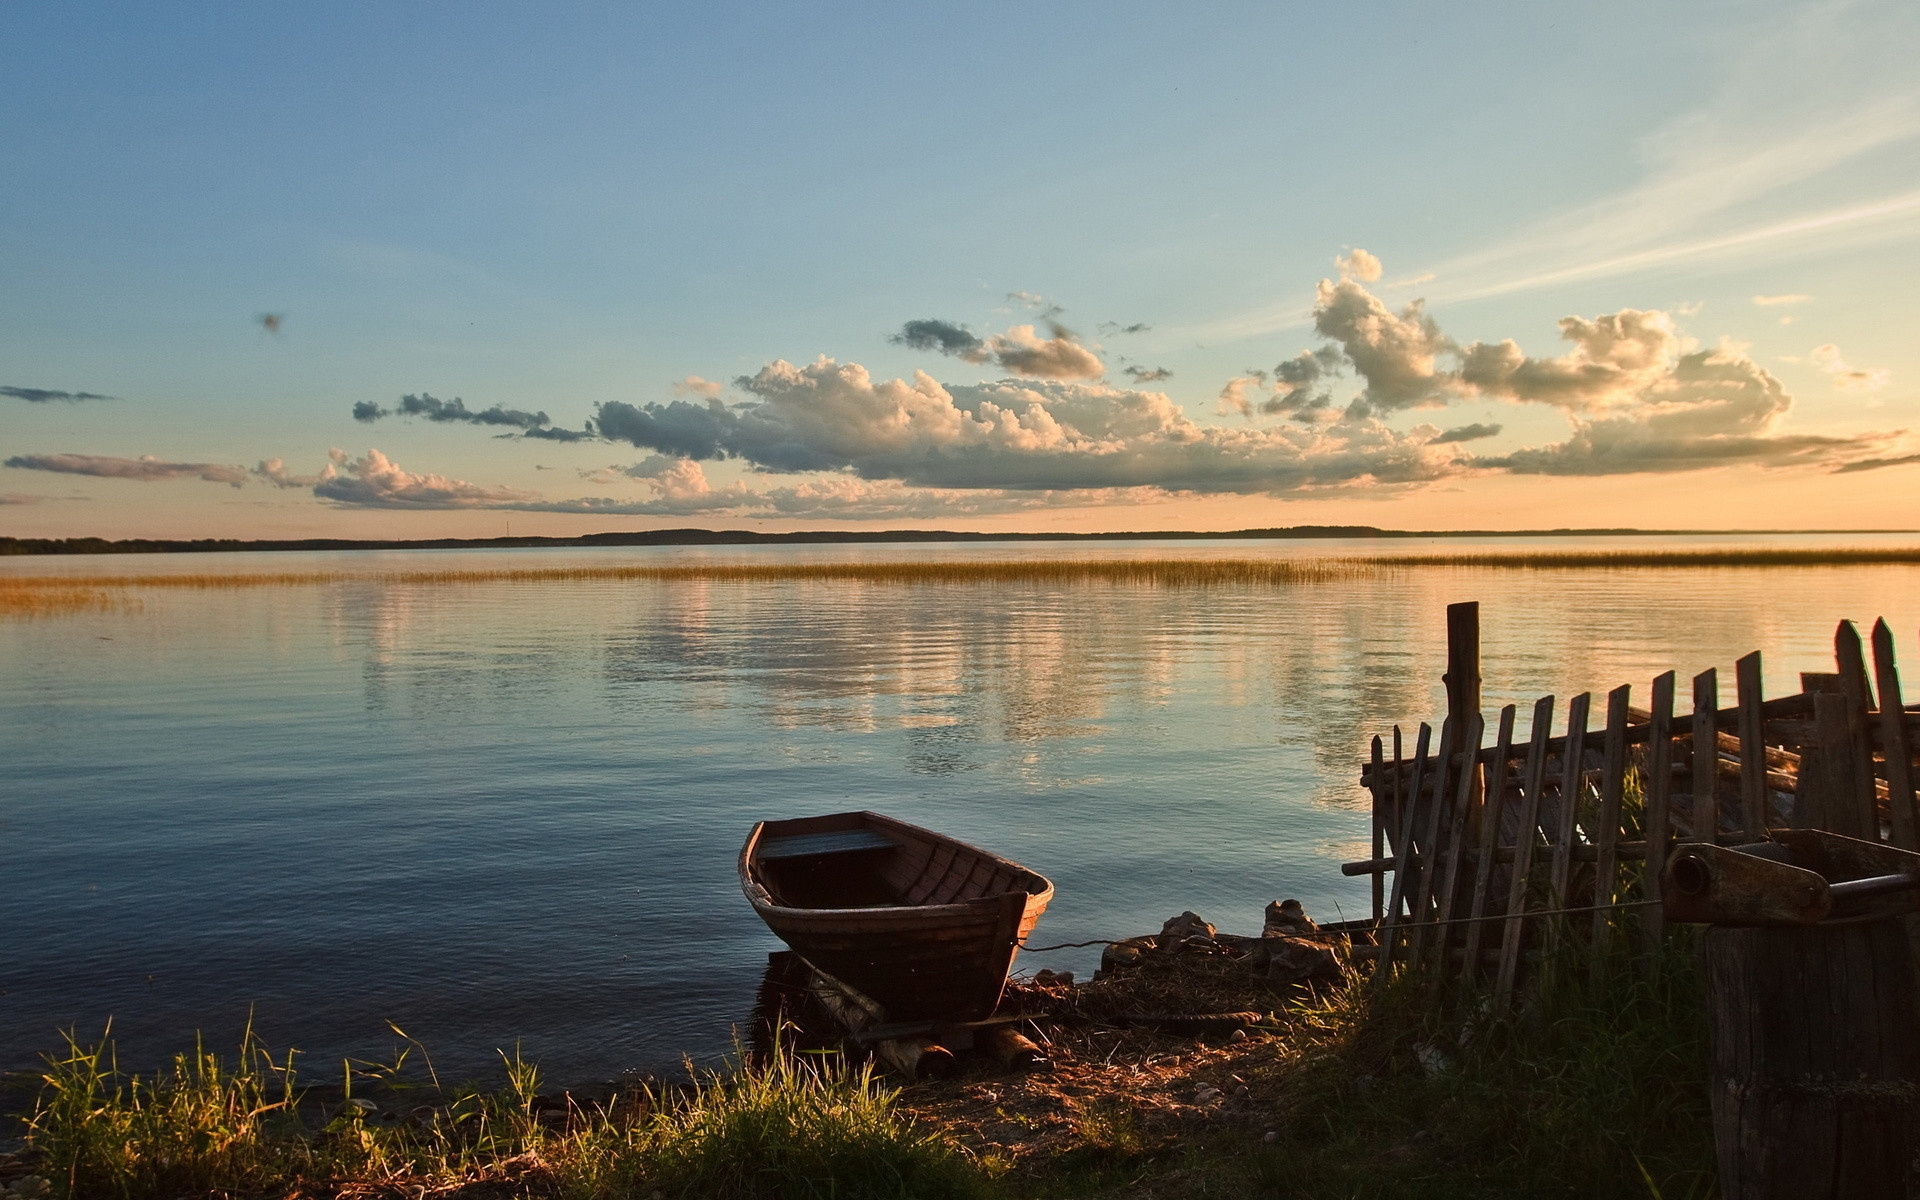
739,810,1054,921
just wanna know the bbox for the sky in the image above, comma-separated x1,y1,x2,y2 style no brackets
4,0,1919,539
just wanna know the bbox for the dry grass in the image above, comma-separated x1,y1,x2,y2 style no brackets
5,543,1917,620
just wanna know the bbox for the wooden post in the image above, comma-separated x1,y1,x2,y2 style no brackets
1706,920,1920,1198
1444,601,1482,742
1644,671,1676,945
1735,652,1767,839
1445,602,1484,823
1692,669,1719,842
1870,620,1919,851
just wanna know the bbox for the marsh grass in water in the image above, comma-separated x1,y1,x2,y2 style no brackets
6,542,1920,618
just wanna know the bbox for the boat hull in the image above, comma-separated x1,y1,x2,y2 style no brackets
740,811,1052,1021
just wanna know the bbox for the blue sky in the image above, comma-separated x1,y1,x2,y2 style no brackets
5,1,1918,537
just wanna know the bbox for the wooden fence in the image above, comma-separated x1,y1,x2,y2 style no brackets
1348,602,1920,1010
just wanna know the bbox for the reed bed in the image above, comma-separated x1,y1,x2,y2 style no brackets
5,543,1918,619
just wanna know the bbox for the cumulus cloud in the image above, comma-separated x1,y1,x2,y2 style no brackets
985,324,1104,380
1474,344,1866,474
672,376,725,398
1804,343,1890,390
891,319,1104,380
1752,294,1811,306
351,393,591,439
3,385,117,403
594,356,1462,494
312,448,538,508
1123,365,1172,382
1430,423,1503,444
4,453,249,487
253,458,334,489
1311,279,1453,415
1458,309,1685,411
1335,248,1384,282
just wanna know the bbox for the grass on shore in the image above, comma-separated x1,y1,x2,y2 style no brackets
21,1026,991,1200
4,542,1919,618
12,929,1711,1200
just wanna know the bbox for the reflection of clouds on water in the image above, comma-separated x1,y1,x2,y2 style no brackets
307,560,1920,815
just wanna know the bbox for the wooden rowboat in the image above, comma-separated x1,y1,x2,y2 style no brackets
739,811,1054,1022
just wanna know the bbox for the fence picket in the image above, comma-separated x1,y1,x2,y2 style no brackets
1462,704,1518,974
1643,672,1676,945
1593,685,1630,953
1691,670,1718,842
1428,711,1487,972
1870,620,1918,850
1373,723,1432,987
1495,695,1556,1013
1835,621,1882,840
1736,651,1767,839
1407,719,1459,968
1547,693,1593,925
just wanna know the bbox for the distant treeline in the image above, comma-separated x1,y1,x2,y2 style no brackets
2,526,1901,556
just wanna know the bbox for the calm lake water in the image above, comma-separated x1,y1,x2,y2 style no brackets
6,536,1920,1087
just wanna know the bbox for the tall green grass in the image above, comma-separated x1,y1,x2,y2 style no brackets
1231,929,1715,1200
23,1029,993,1200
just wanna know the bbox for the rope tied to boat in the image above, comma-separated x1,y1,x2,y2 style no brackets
1013,897,1663,953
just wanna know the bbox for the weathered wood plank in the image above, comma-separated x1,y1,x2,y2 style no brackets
1736,651,1766,840
1593,684,1630,953
1406,718,1459,970
1370,735,1386,922
1462,704,1519,974
1372,723,1432,987
1495,695,1556,1013
1835,620,1881,840
1428,711,1487,974
1644,671,1676,945
1692,668,1719,842
1706,920,1920,1198
1547,692,1592,912
1871,619,1919,851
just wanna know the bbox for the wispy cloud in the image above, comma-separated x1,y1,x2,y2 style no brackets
1752,293,1811,306
4,453,249,487
1799,343,1891,390
352,392,593,440
3,385,117,403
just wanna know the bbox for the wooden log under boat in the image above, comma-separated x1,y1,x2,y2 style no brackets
739,810,1053,1021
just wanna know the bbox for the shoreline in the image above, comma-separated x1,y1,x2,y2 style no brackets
5,524,1916,557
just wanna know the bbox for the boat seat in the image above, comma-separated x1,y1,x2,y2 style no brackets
759,828,898,861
